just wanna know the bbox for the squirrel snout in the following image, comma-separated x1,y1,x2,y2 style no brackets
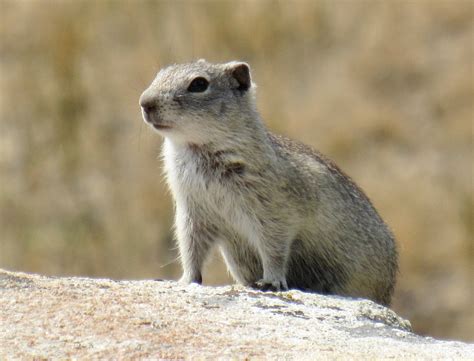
139,93,157,114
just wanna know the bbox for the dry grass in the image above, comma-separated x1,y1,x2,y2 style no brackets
1,0,472,341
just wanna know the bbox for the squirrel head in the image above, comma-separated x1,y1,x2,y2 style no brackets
139,60,260,146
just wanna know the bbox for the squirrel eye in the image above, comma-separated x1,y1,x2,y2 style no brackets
187,77,209,92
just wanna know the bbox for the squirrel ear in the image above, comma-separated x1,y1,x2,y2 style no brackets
229,62,251,92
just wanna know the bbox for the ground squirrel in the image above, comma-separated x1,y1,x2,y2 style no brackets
139,59,398,306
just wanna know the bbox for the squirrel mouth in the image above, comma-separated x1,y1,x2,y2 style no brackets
152,123,172,130
142,110,171,130
143,115,172,130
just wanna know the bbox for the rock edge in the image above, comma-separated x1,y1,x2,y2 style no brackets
0,269,472,359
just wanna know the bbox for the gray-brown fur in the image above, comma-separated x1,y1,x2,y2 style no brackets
139,60,398,306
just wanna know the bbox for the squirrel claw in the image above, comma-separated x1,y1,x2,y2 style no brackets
252,279,288,292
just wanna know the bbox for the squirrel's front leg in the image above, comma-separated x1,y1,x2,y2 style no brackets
251,227,294,292
175,205,216,285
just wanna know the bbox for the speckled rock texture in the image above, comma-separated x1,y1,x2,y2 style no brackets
0,269,472,359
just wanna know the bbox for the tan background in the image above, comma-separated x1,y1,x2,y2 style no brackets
1,0,472,342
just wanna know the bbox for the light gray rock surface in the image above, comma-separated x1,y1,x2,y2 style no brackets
0,269,472,359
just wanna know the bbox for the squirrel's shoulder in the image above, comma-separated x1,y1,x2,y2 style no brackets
267,132,367,196
267,132,337,171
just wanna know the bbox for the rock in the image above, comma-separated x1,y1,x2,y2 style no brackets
0,269,472,359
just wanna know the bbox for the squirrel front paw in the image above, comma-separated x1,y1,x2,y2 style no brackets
252,278,288,292
179,273,202,285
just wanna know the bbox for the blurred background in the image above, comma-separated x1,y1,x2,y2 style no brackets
0,0,472,342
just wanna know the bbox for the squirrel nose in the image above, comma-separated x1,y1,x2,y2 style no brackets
139,94,157,114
